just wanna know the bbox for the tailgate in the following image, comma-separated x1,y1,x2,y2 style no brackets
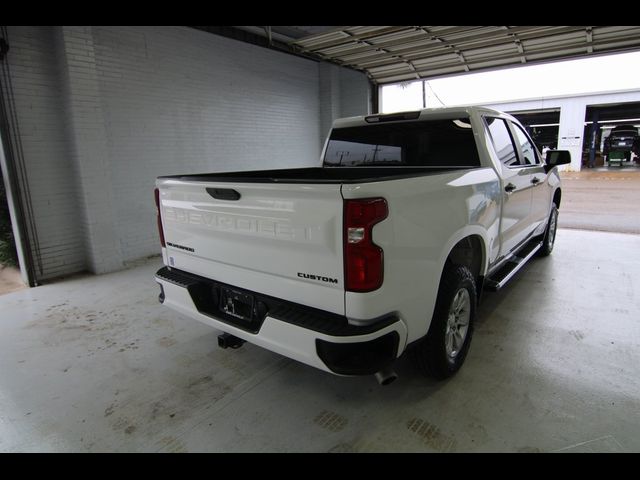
157,179,345,315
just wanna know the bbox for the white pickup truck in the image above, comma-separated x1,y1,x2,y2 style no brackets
154,106,570,384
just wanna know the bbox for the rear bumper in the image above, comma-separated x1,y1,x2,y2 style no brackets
155,267,407,375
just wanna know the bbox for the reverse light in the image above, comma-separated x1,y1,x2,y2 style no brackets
344,198,388,292
154,188,166,248
347,227,365,244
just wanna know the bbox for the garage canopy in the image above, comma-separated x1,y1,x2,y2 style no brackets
231,26,640,85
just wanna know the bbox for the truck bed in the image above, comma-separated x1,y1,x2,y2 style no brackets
157,166,469,184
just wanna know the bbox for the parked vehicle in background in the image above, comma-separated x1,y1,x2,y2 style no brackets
154,107,571,385
603,124,640,166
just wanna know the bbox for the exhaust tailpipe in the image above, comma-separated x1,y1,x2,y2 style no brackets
374,367,398,386
218,332,245,349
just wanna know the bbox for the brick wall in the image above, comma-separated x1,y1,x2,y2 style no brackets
4,26,370,280
4,26,86,280
319,63,371,149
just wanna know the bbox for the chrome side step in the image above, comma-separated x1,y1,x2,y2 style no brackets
484,241,543,291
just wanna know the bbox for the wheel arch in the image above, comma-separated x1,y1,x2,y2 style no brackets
553,188,562,209
439,227,490,297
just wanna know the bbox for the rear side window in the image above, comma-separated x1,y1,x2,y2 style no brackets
323,118,480,168
512,124,540,165
484,117,519,167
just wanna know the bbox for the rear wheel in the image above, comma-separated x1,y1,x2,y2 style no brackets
538,202,558,257
410,264,476,380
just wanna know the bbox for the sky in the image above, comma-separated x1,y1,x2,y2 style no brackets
380,51,640,112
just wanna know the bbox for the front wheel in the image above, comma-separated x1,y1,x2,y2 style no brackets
409,264,476,380
538,202,558,257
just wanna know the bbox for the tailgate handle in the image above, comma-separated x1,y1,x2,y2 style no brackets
206,188,241,201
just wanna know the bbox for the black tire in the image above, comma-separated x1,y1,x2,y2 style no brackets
538,202,558,257
409,264,476,380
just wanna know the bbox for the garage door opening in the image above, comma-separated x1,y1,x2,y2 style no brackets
0,166,24,295
555,102,640,235
1,32,35,293
583,102,640,170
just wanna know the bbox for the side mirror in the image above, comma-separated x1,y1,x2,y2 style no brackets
544,150,571,173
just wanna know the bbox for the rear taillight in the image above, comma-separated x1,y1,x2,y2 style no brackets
154,187,166,248
344,198,388,292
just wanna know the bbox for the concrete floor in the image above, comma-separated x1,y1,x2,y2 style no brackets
559,168,640,234
1,229,639,452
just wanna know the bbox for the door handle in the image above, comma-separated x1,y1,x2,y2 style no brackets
505,183,516,194
531,177,541,185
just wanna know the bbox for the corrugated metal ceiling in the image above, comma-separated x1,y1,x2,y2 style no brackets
287,26,640,84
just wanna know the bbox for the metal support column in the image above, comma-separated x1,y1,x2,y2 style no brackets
588,110,600,168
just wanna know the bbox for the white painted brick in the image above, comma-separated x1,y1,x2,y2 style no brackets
5,26,86,281
6,25,370,280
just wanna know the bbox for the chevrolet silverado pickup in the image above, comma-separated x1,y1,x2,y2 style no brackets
154,106,570,384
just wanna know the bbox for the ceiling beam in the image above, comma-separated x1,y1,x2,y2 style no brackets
370,39,640,83
347,28,636,72
326,26,591,68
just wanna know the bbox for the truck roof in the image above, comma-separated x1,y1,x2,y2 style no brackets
610,124,638,134
332,106,510,129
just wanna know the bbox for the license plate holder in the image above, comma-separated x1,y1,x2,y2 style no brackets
220,288,254,322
